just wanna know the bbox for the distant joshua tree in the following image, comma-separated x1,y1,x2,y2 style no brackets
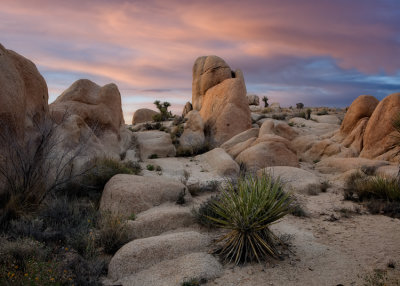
296,102,304,109
262,96,269,107
153,100,173,122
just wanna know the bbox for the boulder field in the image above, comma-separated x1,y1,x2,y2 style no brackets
1,45,400,285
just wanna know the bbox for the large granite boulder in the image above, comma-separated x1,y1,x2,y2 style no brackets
360,93,400,160
192,56,251,147
192,55,232,110
340,95,379,136
135,131,176,159
99,174,189,217
132,108,158,125
0,43,49,137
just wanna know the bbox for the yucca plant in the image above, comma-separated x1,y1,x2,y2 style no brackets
206,174,293,264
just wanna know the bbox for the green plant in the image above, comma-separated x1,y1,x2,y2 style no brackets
148,153,158,159
291,203,309,217
128,213,136,220
176,190,186,205
306,108,312,120
204,174,293,264
272,113,287,120
153,100,173,122
288,122,294,127
146,164,155,171
96,212,130,255
192,195,222,228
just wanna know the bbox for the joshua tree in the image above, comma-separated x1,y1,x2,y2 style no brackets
296,102,304,109
153,100,173,122
262,96,269,108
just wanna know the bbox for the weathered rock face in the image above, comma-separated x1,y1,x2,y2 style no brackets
197,148,239,176
50,79,124,136
236,138,299,172
135,131,176,159
247,94,260,106
199,70,251,146
179,110,205,151
360,93,400,160
192,55,232,111
340,95,379,135
181,101,193,117
0,43,49,137
191,56,251,147
108,231,211,281
132,108,158,125
259,119,298,141
99,174,189,217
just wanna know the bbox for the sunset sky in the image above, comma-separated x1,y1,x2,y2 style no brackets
1,0,400,122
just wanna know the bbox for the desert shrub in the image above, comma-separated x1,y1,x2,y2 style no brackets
344,172,400,217
153,100,173,122
316,109,328,116
181,277,206,286
192,195,223,228
0,116,92,228
176,190,187,205
146,164,155,171
148,153,158,159
96,212,130,255
272,113,287,120
306,108,312,120
187,181,219,196
293,112,306,119
296,102,304,109
288,122,294,127
261,107,272,114
176,143,210,157
291,203,309,217
78,157,141,196
204,174,293,264
143,122,162,130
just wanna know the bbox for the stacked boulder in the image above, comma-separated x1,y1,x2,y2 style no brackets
191,55,251,147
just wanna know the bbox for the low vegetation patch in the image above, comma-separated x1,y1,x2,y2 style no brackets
200,174,293,264
344,172,400,218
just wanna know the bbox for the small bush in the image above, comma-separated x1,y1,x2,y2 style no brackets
176,144,210,157
188,181,219,196
146,164,155,171
296,103,304,109
261,107,272,114
204,174,293,264
96,213,130,255
272,113,287,120
291,203,309,217
148,153,158,159
316,109,328,116
344,172,400,217
192,195,223,228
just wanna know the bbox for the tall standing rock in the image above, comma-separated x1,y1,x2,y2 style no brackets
192,56,251,147
360,93,400,160
0,43,49,137
192,55,232,111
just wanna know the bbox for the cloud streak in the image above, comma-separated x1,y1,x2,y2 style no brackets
1,0,399,122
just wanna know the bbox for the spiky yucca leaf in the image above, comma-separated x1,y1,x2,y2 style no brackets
206,174,293,264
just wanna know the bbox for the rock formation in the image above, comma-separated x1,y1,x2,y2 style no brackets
360,93,400,160
192,55,251,147
132,108,158,124
247,94,260,106
179,110,205,152
181,101,193,117
0,43,49,138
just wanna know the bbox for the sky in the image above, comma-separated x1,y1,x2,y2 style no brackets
1,0,400,123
